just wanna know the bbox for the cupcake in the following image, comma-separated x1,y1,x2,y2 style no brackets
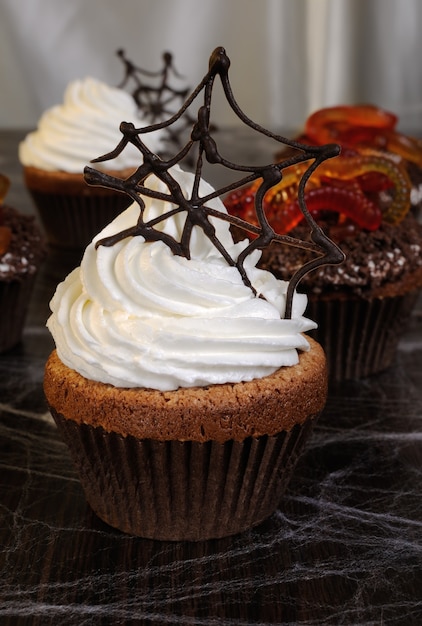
43,48,341,541
0,174,46,352
225,104,422,381
19,77,163,249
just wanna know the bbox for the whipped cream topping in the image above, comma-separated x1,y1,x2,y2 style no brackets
47,166,316,391
19,78,162,173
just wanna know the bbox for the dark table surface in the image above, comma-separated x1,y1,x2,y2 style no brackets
1,129,422,626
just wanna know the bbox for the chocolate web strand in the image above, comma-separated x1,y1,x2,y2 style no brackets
116,49,197,158
84,46,344,319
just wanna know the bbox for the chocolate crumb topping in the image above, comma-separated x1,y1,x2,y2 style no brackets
259,212,422,298
0,205,46,281
85,47,345,319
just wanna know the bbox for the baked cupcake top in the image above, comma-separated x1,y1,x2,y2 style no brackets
46,47,344,391
19,77,163,173
45,337,327,442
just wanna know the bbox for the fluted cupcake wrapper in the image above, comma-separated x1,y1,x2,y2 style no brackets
28,189,131,249
307,290,420,381
0,275,37,352
51,409,318,541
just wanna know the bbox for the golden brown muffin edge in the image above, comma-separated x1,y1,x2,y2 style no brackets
44,337,327,443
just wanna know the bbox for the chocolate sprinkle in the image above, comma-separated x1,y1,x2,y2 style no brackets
84,47,345,319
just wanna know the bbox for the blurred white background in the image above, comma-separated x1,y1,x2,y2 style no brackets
1,0,422,132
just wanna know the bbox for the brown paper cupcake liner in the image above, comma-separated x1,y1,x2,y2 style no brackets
307,290,420,381
0,275,37,352
51,409,319,541
28,189,131,249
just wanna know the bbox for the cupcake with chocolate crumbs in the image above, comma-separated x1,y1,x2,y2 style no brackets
0,174,46,352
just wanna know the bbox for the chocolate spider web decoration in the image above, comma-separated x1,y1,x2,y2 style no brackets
84,47,344,319
116,49,196,152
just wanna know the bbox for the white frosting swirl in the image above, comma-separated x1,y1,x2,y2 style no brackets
47,166,316,391
19,77,162,172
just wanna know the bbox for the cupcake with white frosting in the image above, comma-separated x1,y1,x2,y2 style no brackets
44,165,328,540
19,77,163,249
42,46,343,541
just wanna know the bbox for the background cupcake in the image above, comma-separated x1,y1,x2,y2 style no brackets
0,174,46,352
225,105,422,381
19,77,163,249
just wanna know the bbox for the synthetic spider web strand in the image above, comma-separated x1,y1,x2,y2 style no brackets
84,46,345,319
